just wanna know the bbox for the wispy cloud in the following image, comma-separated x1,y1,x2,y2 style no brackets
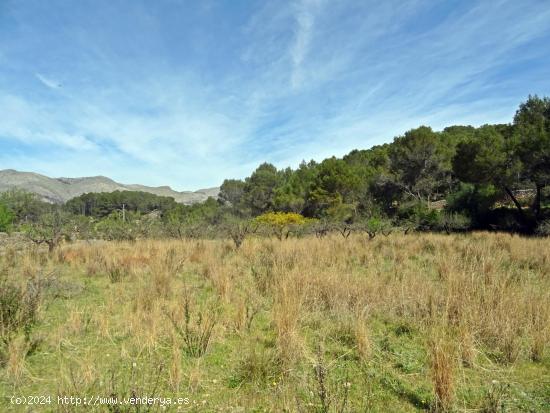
290,0,325,89
0,94,97,151
35,73,61,89
1,0,549,189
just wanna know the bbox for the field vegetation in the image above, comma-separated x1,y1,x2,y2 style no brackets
0,95,549,412
1,232,549,412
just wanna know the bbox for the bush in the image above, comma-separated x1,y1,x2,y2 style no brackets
441,212,472,233
254,212,313,240
354,216,393,238
94,212,136,241
0,277,41,339
0,272,42,365
535,219,550,236
225,219,256,249
0,189,50,223
231,345,279,386
446,183,500,227
397,202,443,231
0,203,14,233
23,210,72,252
166,296,218,357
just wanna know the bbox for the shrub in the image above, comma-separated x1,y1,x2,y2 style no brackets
166,296,217,357
397,202,443,231
106,265,126,283
231,344,279,386
0,273,42,365
0,202,14,233
225,219,256,249
446,183,500,225
0,277,41,340
23,211,72,252
441,212,472,233
301,345,350,413
361,216,393,238
0,282,24,341
254,212,312,240
535,219,550,236
94,212,137,241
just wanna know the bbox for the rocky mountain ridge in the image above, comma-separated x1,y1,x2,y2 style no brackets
0,169,219,204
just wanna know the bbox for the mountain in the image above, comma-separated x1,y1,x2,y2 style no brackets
0,169,219,204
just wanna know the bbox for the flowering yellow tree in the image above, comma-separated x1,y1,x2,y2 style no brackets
253,212,312,240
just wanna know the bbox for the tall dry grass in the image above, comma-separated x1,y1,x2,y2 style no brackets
49,233,550,355
1,231,548,409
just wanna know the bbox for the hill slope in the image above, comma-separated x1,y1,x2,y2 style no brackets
0,169,219,204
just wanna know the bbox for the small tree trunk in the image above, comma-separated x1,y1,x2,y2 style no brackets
504,186,525,219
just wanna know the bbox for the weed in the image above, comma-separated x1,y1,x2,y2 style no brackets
302,345,350,413
166,294,217,357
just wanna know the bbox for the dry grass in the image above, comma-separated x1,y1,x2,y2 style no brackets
1,232,549,411
429,332,456,412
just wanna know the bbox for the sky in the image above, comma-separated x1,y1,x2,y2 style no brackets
1,0,549,190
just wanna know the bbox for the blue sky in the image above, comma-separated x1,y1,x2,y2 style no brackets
1,0,549,190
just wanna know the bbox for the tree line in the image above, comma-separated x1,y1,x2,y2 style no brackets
0,95,548,248
218,95,549,234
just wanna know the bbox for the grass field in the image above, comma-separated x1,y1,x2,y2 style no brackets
1,233,549,412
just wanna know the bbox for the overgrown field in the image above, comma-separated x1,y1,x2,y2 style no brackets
1,233,549,412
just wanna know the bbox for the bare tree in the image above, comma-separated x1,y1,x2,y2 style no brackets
226,220,257,249
337,223,353,239
25,210,71,253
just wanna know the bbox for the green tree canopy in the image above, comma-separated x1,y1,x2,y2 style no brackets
513,95,550,217
305,157,360,218
388,126,452,204
219,179,246,208
65,190,178,218
452,125,524,218
0,189,50,223
272,162,318,213
242,163,282,215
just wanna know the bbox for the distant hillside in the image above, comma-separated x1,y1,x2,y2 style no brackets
0,169,219,204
